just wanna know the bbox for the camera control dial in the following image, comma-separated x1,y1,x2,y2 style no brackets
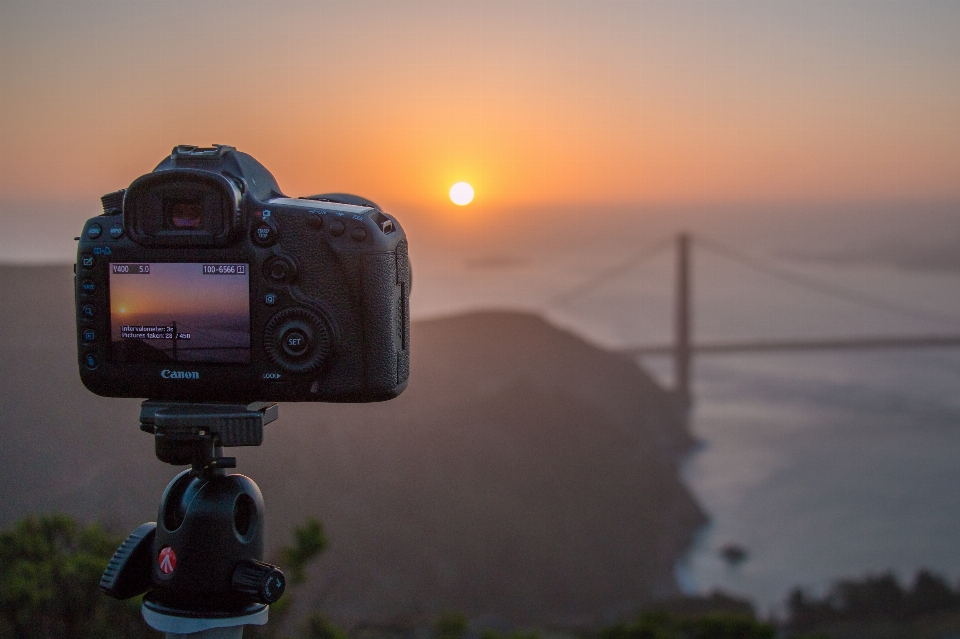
263,307,331,373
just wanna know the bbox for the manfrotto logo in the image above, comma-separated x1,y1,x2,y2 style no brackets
161,369,200,380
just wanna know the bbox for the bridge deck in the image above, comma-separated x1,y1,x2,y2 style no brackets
622,335,960,356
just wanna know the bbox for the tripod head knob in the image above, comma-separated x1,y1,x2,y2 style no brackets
232,559,286,604
101,522,157,600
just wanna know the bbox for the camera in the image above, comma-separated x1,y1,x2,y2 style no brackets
76,144,410,403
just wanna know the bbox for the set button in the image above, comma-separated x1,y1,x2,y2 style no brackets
263,307,331,373
281,328,310,356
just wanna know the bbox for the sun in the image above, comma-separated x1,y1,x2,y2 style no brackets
449,182,474,206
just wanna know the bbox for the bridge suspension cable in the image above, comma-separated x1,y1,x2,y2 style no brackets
544,236,673,306
694,234,960,328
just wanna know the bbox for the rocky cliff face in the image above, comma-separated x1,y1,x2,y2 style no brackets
0,266,706,627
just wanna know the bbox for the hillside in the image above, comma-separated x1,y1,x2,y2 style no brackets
0,265,704,627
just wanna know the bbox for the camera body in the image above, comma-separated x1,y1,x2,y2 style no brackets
76,145,410,403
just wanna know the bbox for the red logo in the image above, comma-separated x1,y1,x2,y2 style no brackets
158,546,177,575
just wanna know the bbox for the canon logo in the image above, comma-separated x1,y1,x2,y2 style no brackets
161,369,200,380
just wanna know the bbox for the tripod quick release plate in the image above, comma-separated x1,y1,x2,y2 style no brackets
140,401,278,468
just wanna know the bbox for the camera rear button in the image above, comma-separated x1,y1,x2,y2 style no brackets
81,304,96,319
80,253,96,269
282,329,310,356
86,223,102,239
82,329,97,343
109,224,124,239
84,353,99,370
251,219,279,247
81,279,96,294
351,227,367,242
329,220,345,237
269,261,289,281
264,256,298,283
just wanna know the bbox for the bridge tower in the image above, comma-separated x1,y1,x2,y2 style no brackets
675,233,692,407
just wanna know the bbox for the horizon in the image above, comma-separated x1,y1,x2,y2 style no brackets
2,0,959,263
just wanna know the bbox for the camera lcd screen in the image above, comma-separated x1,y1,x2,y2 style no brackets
109,263,250,364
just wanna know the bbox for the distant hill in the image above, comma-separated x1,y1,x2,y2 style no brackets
0,265,705,627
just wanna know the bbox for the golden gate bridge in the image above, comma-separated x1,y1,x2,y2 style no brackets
547,233,960,405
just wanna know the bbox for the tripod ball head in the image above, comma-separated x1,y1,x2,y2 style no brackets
102,402,286,634
150,470,266,603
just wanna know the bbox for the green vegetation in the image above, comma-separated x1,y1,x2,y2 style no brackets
0,514,154,639
4,514,960,639
435,612,470,639
480,629,542,639
302,613,351,639
786,570,960,639
599,611,775,639
280,518,329,586
0,514,336,639
250,517,335,639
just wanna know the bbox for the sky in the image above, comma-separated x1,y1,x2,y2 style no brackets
1,0,959,260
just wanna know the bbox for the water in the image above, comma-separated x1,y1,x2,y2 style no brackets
673,349,960,613
411,222,960,613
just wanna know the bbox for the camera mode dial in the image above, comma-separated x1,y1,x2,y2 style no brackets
264,307,331,373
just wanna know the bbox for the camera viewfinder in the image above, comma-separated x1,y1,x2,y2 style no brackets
123,170,241,247
164,199,204,230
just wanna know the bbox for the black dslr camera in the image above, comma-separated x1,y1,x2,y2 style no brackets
76,145,410,403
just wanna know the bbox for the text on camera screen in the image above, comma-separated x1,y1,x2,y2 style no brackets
109,263,250,364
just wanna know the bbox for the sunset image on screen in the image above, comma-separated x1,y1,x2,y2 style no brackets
109,263,250,364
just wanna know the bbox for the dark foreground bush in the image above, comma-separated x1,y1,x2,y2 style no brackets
600,611,775,639
0,514,154,639
787,569,960,632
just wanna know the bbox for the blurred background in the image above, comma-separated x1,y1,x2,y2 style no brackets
2,1,960,637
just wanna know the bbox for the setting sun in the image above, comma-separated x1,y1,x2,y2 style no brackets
449,182,474,206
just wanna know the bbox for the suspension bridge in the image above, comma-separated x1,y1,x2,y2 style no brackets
548,233,960,405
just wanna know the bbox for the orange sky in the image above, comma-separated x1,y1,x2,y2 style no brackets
1,0,958,229
110,263,249,322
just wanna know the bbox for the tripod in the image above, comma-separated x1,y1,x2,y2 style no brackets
100,401,287,638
